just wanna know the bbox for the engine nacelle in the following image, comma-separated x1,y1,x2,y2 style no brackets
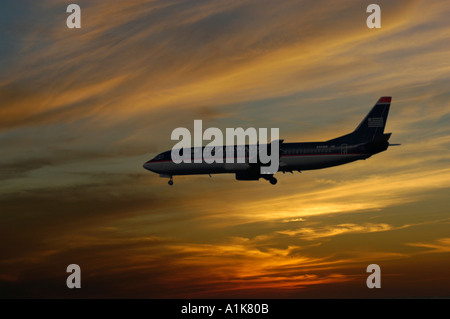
235,171,260,181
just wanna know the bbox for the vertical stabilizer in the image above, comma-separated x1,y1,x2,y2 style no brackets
351,96,391,142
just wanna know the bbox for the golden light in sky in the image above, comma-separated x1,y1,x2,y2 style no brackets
1,0,450,299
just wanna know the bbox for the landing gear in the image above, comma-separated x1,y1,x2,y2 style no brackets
262,175,278,185
168,176,173,186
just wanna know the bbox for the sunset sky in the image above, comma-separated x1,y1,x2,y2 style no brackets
1,0,450,298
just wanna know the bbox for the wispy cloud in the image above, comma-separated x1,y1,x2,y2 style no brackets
407,237,450,254
278,223,403,239
1,0,450,298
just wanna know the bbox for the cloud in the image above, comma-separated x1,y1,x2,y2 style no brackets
0,0,432,132
1,0,450,298
407,238,450,254
278,223,402,240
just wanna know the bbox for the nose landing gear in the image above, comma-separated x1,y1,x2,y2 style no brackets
168,176,173,186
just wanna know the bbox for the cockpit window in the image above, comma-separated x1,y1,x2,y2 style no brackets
153,154,164,161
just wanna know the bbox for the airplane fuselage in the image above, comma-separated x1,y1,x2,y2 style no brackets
144,139,387,176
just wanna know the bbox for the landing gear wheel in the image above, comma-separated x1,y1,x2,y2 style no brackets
269,177,277,185
168,177,174,186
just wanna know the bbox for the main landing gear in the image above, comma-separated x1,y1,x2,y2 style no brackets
262,175,277,185
269,177,277,185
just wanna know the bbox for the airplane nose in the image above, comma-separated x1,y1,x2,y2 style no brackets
143,161,152,170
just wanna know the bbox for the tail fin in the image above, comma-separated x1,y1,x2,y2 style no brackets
351,96,391,142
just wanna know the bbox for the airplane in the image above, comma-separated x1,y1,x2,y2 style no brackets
143,96,398,185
